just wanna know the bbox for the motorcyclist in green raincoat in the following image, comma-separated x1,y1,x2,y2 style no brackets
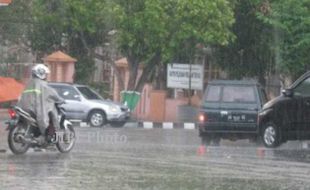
17,64,64,144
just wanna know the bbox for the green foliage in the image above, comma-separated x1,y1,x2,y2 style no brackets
74,56,95,83
30,0,118,52
0,0,32,64
29,1,65,53
259,0,310,79
166,0,235,62
88,81,110,99
215,0,274,85
116,0,235,90
29,0,119,82
2,0,235,92
0,0,31,45
118,0,235,61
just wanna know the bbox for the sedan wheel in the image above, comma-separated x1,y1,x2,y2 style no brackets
262,122,281,148
89,111,106,127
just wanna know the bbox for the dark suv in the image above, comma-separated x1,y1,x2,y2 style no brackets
198,80,267,145
259,71,310,147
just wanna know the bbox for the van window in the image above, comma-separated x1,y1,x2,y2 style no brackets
222,86,256,103
205,85,221,102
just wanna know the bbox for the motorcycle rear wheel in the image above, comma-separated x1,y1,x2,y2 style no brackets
8,125,30,155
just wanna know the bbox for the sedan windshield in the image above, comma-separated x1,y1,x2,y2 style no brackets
77,86,102,100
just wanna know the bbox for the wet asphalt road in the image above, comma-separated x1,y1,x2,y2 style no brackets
1,123,310,190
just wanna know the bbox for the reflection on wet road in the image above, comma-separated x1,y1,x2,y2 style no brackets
1,127,310,190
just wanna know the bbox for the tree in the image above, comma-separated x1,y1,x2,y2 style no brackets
28,0,235,93
0,0,32,63
116,0,235,91
258,0,310,79
29,0,119,83
215,0,275,86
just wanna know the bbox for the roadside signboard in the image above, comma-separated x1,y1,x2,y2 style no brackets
167,63,204,90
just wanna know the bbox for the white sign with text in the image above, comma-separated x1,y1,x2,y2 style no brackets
167,63,204,90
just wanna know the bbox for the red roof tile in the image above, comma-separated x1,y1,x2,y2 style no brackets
43,51,77,63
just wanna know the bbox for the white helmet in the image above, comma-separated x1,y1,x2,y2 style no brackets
32,64,50,80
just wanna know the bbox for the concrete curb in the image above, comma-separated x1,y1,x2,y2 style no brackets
138,122,197,129
1,109,198,130
77,121,198,130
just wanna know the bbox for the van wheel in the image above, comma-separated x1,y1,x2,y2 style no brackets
262,122,281,148
88,110,106,127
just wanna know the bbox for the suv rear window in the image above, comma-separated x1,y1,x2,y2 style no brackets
205,85,221,102
222,86,256,103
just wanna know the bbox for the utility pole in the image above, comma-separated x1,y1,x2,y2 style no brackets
188,59,192,105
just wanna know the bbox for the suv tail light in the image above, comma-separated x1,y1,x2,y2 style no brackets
199,113,207,122
8,108,16,119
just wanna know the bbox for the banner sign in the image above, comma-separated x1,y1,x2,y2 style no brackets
167,63,204,90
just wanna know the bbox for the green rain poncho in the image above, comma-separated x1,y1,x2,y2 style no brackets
17,78,64,134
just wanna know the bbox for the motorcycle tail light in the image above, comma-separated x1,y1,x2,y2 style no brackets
8,109,16,119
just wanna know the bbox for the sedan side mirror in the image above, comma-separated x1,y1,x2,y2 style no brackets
282,89,294,97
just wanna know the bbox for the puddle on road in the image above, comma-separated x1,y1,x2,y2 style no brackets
195,145,310,163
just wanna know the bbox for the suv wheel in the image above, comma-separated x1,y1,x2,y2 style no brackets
89,110,106,127
262,122,281,148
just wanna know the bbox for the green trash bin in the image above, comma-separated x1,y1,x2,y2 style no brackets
121,91,141,111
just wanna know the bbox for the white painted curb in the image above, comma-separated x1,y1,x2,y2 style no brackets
143,122,153,129
80,122,88,128
302,141,310,149
162,122,173,129
184,123,196,130
73,121,197,130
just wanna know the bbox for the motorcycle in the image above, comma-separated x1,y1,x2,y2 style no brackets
6,103,76,154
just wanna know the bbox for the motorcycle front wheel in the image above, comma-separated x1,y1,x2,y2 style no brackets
8,124,30,155
56,125,76,153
